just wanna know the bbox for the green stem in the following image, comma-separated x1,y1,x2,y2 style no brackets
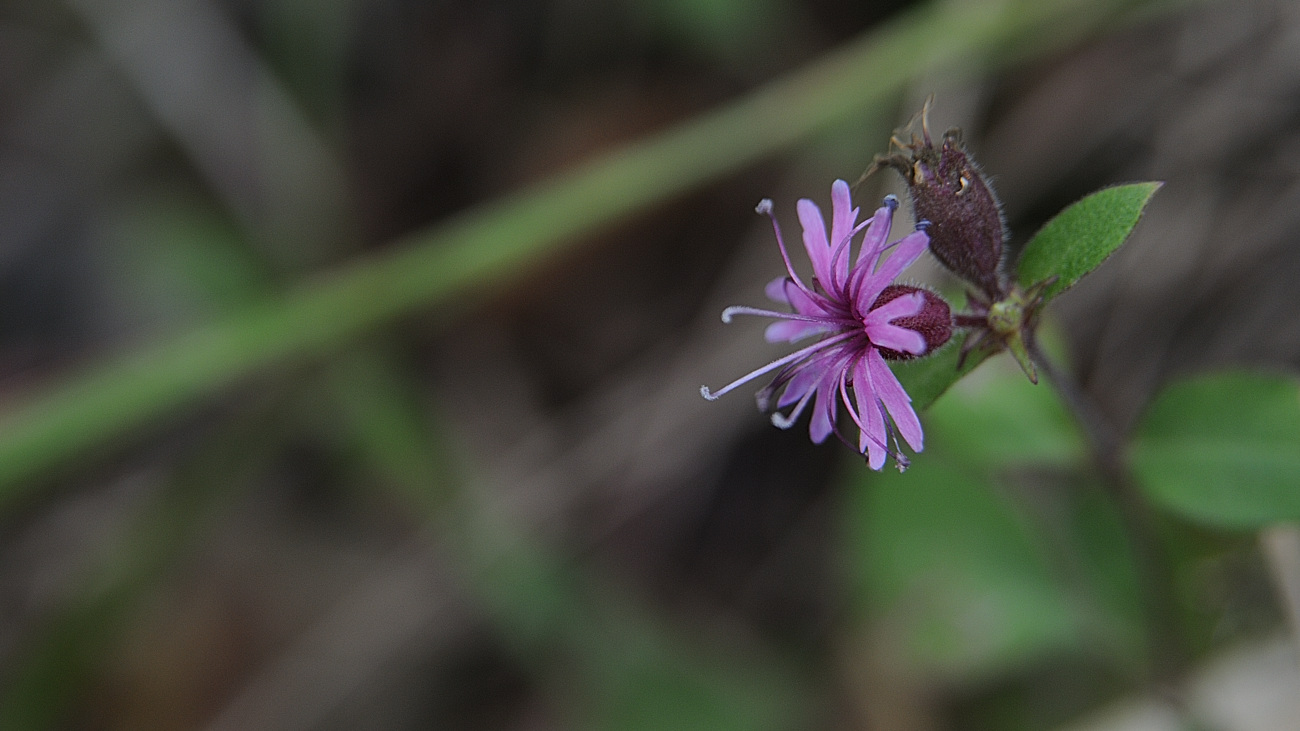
1028,342,1190,689
0,0,1178,508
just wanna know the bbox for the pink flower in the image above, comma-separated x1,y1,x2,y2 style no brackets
701,180,951,470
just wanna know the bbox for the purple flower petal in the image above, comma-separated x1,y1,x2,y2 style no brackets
771,386,815,429
862,291,926,354
777,364,822,408
809,371,838,444
856,198,896,269
765,276,791,303
786,281,831,316
765,319,832,343
851,357,888,469
868,348,923,452
828,180,858,292
765,277,828,315
700,331,854,401
864,289,925,323
854,230,929,309
865,321,926,354
797,198,834,288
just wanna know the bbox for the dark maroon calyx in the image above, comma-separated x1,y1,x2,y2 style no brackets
873,132,1007,301
871,284,952,360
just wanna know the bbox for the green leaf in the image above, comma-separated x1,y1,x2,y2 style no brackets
892,333,993,412
1131,371,1300,529
924,359,1086,468
1016,182,1161,301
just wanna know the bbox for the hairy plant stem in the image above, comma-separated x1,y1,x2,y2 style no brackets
1027,342,1190,691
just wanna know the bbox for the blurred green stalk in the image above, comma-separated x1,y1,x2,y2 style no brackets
0,0,1173,507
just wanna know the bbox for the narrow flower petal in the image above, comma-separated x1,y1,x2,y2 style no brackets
700,331,854,401
864,291,927,354
765,276,791,303
868,349,923,451
846,201,902,302
766,319,832,343
874,230,930,283
856,196,897,269
854,230,930,308
785,281,832,316
777,364,822,408
850,358,888,469
797,198,833,287
865,321,926,354
808,372,838,443
765,276,831,315
868,290,930,356
771,386,815,429
863,290,925,324
828,180,858,292
773,360,829,428
830,217,873,299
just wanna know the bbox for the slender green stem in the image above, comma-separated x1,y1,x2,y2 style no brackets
0,0,1179,509
1028,342,1189,688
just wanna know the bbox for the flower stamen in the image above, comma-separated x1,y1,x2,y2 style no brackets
700,331,855,401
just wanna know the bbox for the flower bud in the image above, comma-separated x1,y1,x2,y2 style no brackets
872,284,951,360
875,130,1006,300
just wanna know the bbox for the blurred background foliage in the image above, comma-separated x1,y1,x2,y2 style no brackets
1,0,1299,729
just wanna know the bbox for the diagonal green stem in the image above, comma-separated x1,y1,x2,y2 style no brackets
1029,341,1190,689
0,0,1175,507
